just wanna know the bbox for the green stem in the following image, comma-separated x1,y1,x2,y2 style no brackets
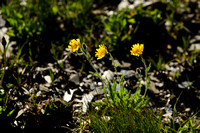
80,47,107,86
141,56,148,98
0,46,6,88
108,52,120,82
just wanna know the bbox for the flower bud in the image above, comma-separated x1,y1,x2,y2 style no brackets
2,36,7,48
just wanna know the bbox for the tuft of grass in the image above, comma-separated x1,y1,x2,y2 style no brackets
87,105,163,133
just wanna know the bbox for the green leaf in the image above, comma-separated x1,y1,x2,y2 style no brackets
146,62,151,72
52,6,59,14
7,18,17,26
16,12,23,19
89,71,99,77
6,29,15,37
147,77,150,89
7,109,15,117
122,19,127,28
128,18,136,24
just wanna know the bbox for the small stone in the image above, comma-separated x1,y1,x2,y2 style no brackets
149,81,159,94
185,108,191,112
97,82,103,86
0,15,6,27
91,87,105,95
118,0,130,10
82,92,94,113
155,82,164,87
16,108,27,118
39,84,49,92
36,91,42,97
44,83,51,87
177,46,184,53
63,89,77,102
101,116,111,121
41,109,45,114
115,83,128,94
120,61,131,68
149,75,160,82
167,44,172,49
120,70,135,79
178,81,192,89
102,70,114,81
44,75,52,84
190,35,200,43
163,112,172,118
80,82,84,87
188,44,200,51
87,74,93,79
165,104,173,113
69,73,80,85
164,94,170,98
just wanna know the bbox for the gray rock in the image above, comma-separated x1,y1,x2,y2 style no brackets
178,81,192,89
102,70,114,81
164,94,170,98
81,93,94,113
36,91,42,97
149,81,160,94
189,35,200,44
63,89,77,102
91,87,105,95
149,74,160,82
115,83,128,94
39,84,49,92
188,43,200,51
177,46,184,53
113,60,131,68
185,108,191,112
0,15,6,27
69,73,80,85
120,70,135,79
118,0,130,10
16,108,27,119
44,75,52,84
120,61,131,68
155,82,164,87
165,104,173,114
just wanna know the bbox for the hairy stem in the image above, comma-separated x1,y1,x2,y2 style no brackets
0,47,6,88
80,47,107,86
141,56,148,98
108,52,121,82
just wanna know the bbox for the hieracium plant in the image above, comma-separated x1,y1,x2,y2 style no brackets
68,39,150,110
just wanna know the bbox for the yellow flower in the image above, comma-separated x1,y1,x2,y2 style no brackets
68,39,81,52
130,43,144,56
95,44,107,60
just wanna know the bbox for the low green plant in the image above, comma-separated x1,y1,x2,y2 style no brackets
163,0,190,40
0,90,15,129
1,0,57,61
67,39,153,132
150,55,166,71
0,37,7,88
19,87,74,131
103,8,136,53
0,37,15,128
49,69,54,85
102,6,163,57
1,0,100,63
88,105,163,133
163,93,200,132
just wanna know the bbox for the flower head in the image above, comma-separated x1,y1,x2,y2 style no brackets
68,39,81,52
130,43,144,56
95,44,107,60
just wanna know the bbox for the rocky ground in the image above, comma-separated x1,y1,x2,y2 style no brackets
0,0,200,131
